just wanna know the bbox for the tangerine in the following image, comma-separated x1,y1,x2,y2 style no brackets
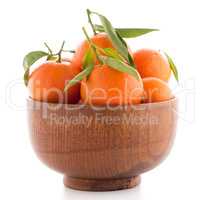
81,64,144,105
142,77,172,103
28,62,80,103
133,49,171,81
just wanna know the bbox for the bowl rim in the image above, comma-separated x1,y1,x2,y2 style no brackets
27,96,177,109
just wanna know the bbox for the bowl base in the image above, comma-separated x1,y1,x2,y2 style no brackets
63,176,141,191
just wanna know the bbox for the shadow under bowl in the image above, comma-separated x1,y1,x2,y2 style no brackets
27,98,178,191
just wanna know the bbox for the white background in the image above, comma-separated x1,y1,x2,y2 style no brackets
0,0,200,199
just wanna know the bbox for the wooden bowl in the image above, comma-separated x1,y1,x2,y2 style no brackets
27,98,178,191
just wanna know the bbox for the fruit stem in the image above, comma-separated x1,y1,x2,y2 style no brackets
62,50,76,53
44,42,53,55
57,41,65,63
82,27,102,64
86,9,97,35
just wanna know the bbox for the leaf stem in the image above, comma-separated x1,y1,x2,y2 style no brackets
57,41,65,63
62,50,76,53
82,27,102,64
86,9,97,35
44,42,53,55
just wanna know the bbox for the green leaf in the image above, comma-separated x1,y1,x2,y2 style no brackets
116,28,159,38
82,48,94,69
23,51,48,71
90,11,129,62
115,30,128,47
94,24,105,32
23,51,48,86
64,64,94,92
164,52,179,82
95,24,159,38
101,48,123,60
82,26,102,64
100,56,141,80
23,69,30,86
115,31,135,67
93,45,123,61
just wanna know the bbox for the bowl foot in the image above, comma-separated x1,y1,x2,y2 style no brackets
63,175,141,191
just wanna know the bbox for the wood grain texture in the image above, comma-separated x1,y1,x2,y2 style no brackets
27,98,178,191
